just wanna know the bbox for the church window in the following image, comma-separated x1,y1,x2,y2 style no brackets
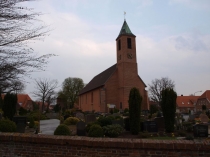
118,40,121,50
120,102,122,109
127,38,132,49
91,92,93,103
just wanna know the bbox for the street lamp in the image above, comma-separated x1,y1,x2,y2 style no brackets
194,91,202,96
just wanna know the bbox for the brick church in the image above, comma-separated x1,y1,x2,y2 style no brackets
79,20,149,112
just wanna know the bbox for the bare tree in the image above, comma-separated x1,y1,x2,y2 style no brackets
33,78,58,112
148,77,175,104
0,0,55,93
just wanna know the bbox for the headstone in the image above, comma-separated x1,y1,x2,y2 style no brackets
199,113,209,123
193,124,208,137
154,117,165,131
85,114,96,124
76,112,85,121
143,121,158,132
112,119,124,128
13,116,27,133
188,115,195,121
76,121,86,136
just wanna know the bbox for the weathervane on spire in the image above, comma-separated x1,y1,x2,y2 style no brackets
124,11,126,21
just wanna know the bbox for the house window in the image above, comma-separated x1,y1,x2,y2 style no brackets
127,38,132,49
118,40,121,50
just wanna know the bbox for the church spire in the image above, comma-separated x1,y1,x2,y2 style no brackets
116,20,135,40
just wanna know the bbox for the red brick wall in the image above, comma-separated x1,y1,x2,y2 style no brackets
0,133,210,157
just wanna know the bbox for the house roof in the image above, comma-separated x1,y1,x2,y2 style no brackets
79,64,117,95
116,20,135,40
1,94,32,109
198,90,210,101
176,96,199,108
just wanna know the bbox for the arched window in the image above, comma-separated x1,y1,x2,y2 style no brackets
118,40,121,50
127,38,132,49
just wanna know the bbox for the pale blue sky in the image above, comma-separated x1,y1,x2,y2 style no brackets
23,0,210,100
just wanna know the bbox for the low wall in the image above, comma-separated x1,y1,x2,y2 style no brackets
0,133,210,157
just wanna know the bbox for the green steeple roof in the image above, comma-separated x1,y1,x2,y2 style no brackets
117,20,135,39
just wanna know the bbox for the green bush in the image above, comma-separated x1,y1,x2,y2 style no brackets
161,88,177,133
64,109,72,116
185,134,194,140
97,116,112,127
103,124,124,137
124,117,130,131
88,124,103,137
19,107,28,115
177,130,187,137
113,108,119,113
54,124,71,136
63,117,80,125
29,117,35,128
115,115,123,120
129,87,142,135
27,112,47,121
86,121,99,133
139,132,150,138
0,119,17,132
124,108,129,113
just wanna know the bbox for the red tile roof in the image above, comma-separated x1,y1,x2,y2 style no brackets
176,96,199,108
1,94,32,109
198,90,210,100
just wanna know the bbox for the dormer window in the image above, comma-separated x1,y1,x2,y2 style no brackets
127,38,132,49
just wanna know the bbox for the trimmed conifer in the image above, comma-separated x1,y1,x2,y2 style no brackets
2,93,17,120
161,88,177,133
128,87,142,135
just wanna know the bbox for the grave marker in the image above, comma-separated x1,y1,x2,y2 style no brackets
193,124,208,137
85,114,96,124
76,121,86,136
76,112,85,121
143,121,158,132
154,117,165,131
13,116,27,133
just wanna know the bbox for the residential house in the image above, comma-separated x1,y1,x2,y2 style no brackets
195,90,210,111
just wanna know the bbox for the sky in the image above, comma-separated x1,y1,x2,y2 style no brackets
22,0,210,100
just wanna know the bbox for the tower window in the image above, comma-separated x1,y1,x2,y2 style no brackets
127,38,132,49
118,40,121,50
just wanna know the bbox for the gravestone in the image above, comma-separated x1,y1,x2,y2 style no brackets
112,119,124,128
193,124,208,137
13,116,27,133
199,113,209,123
76,121,86,136
76,112,85,121
143,121,158,132
154,117,165,131
85,114,96,124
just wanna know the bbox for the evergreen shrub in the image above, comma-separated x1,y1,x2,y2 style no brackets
128,87,142,135
124,117,130,131
97,116,112,127
29,117,35,128
85,121,99,133
0,119,17,132
103,124,123,137
54,124,71,136
88,124,103,137
63,117,80,125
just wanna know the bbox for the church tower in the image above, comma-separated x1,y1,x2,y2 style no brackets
116,20,140,110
